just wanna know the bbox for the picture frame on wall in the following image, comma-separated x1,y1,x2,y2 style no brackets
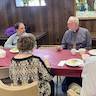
75,0,96,19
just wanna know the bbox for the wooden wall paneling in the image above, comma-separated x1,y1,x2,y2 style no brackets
9,0,17,24
0,0,9,37
38,7,44,32
33,7,44,32
64,0,75,17
5,0,13,25
47,0,54,44
35,8,39,32
59,0,68,43
15,7,23,22
42,7,48,32
80,20,96,33
0,0,96,45
92,21,96,32
27,7,36,32
53,0,59,44
47,0,75,44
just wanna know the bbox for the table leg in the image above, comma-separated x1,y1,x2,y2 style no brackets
56,76,59,96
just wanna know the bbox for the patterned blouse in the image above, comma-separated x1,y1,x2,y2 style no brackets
9,55,53,96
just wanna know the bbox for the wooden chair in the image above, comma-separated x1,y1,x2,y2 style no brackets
67,83,81,96
0,67,9,79
0,80,39,96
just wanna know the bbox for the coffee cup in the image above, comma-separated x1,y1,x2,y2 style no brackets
79,48,86,55
56,46,63,51
71,49,77,55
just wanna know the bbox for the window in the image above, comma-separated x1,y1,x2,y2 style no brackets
15,0,46,7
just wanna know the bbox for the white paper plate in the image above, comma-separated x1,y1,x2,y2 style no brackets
65,58,83,67
10,48,19,53
88,49,96,56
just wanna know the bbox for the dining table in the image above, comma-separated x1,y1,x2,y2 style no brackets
0,46,85,95
0,47,83,78
33,47,83,77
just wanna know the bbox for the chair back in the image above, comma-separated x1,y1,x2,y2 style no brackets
0,80,39,96
0,67,9,79
4,27,16,37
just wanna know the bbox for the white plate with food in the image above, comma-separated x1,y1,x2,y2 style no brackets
65,58,84,67
88,49,96,56
10,48,19,53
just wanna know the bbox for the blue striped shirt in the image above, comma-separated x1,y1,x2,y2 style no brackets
61,27,92,49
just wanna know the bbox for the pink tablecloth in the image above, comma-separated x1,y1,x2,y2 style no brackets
33,47,83,77
0,47,83,77
0,49,15,67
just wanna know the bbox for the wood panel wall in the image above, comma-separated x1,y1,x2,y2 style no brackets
0,0,96,44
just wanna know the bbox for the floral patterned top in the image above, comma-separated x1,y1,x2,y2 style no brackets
9,55,53,96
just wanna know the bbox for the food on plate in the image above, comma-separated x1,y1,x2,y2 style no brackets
10,47,19,53
0,49,6,58
65,59,83,66
67,59,78,65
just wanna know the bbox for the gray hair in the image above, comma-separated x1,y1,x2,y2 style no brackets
17,33,36,52
67,16,79,25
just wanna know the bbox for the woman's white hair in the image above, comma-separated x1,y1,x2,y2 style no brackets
67,16,79,25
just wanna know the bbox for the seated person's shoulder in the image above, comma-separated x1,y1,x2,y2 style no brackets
80,27,89,32
64,30,71,35
32,55,42,62
11,33,17,36
8,33,17,38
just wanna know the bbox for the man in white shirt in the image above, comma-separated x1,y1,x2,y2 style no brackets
4,22,26,49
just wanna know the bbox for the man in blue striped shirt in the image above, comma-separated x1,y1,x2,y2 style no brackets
61,16,92,50
62,16,92,94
